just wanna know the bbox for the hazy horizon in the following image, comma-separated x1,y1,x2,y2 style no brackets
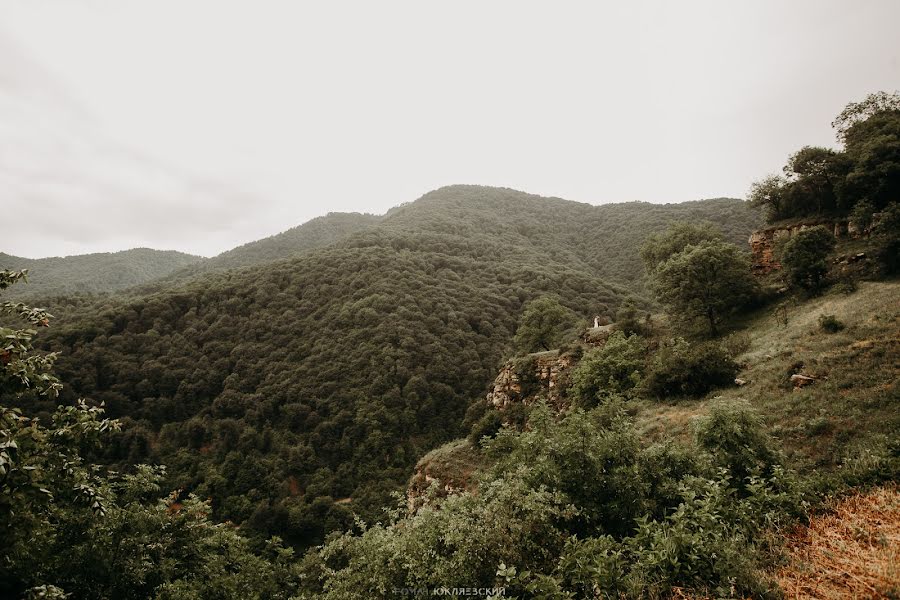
4,185,747,260
2,0,898,258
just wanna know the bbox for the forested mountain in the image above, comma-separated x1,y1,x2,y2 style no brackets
159,211,383,282
27,186,763,547
0,248,202,299
347,185,763,288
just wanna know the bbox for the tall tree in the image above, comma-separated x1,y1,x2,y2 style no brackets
832,90,900,143
640,222,723,272
779,226,836,290
513,297,579,353
650,241,755,336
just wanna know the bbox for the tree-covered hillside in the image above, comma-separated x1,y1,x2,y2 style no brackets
366,185,763,288
24,186,763,548
0,248,203,300
158,212,383,283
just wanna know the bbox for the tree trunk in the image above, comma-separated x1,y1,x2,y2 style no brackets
707,307,718,337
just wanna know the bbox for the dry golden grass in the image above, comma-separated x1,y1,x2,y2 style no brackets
776,486,899,599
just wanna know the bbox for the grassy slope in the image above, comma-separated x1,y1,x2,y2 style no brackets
634,279,900,477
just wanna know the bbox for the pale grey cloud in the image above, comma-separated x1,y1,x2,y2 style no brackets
0,0,898,258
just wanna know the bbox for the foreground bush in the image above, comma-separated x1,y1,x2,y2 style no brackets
643,338,740,399
568,332,646,405
298,401,804,599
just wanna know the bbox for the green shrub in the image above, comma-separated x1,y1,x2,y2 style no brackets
818,314,845,333
467,409,503,445
832,278,858,295
693,399,781,489
642,338,740,399
874,202,900,275
484,403,647,538
568,332,646,406
779,226,836,290
614,297,650,337
722,331,752,357
306,400,804,600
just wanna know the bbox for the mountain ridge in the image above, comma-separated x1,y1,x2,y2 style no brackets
4,186,763,300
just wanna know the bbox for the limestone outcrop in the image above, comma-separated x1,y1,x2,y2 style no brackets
749,217,877,274
486,351,575,413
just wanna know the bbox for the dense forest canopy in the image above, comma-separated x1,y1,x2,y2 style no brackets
0,249,202,300
6,186,762,304
748,91,900,223
7,186,764,548
156,212,384,283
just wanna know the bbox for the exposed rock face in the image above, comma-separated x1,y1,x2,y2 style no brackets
406,439,479,513
584,323,615,346
486,352,575,413
749,217,877,274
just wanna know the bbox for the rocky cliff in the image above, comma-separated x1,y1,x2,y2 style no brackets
749,217,874,274
485,351,576,414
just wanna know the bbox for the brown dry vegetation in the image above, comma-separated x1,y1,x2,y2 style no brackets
776,486,899,599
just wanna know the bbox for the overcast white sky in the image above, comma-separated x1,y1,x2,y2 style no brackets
1,1,898,258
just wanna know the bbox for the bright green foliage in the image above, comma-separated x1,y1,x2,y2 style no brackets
639,221,724,272
301,402,802,599
694,399,783,490
0,270,61,400
779,225,836,290
512,297,580,353
650,240,756,336
568,332,646,405
300,474,571,600
643,337,740,399
484,402,647,537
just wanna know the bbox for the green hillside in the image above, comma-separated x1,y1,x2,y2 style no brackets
28,186,763,548
157,211,383,283
0,248,203,300
358,185,763,288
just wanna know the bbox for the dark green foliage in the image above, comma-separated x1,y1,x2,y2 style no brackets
568,331,646,405
301,402,802,599
22,186,764,548
818,314,845,333
467,409,503,445
694,399,782,489
643,338,740,399
780,225,836,290
873,201,900,275
639,221,724,271
750,91,900,223
512,297,579,353
39,243,616,547
159,212,383,284
613,296,650,336
0,250,202,301
649,237,757,336
1,404,303,599
0,270,62,400
850,199,877,231
1,275,300,599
